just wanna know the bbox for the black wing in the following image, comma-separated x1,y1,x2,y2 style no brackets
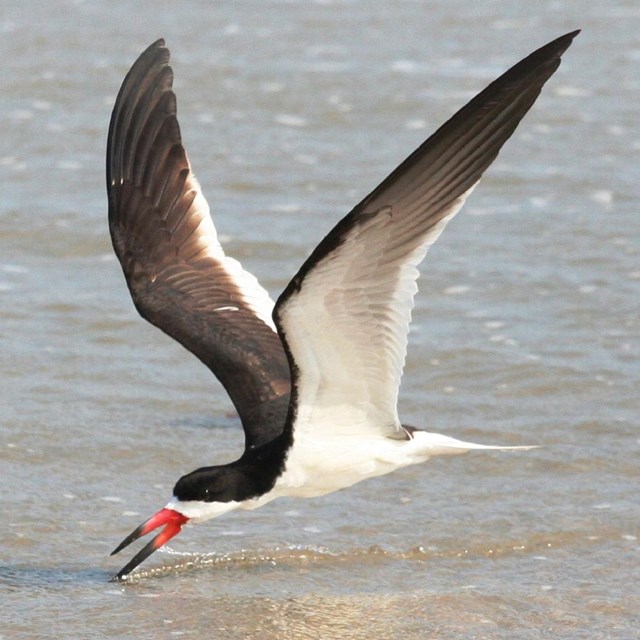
107,40,291,449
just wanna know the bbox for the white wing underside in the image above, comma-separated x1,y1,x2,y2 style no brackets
184,172,278,331
281,184,478,442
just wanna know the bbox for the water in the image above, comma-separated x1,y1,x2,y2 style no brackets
1,1,639,638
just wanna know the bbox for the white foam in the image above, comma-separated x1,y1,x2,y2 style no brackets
275,114,308,128
444,284,470,295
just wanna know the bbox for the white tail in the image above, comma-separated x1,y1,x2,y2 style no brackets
412,431,538,456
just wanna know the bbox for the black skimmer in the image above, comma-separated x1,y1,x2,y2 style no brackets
107,31,578,580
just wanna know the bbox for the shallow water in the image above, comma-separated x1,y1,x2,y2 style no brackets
1,1,639,638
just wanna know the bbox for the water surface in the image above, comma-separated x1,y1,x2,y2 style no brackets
1,1,638,638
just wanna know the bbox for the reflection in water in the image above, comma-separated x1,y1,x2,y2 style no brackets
119,526,614,582
103,531,636,639
111,537,634,640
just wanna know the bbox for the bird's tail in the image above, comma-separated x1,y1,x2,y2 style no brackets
409,429,538,456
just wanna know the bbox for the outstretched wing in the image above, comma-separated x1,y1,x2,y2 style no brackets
107,40,291,449
275,31,578,441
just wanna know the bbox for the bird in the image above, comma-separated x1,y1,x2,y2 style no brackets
107,30,578,580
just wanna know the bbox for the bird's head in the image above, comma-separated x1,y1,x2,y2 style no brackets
110,465,253,580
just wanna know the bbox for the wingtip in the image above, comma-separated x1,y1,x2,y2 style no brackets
516,29,580,71
135,38,169,66
144,38,169,62
558,28,581,49
544,29,581,58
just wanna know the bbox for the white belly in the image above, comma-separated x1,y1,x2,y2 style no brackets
269,430,463,499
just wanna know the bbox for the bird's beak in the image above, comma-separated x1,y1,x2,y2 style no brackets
110,507,189,581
